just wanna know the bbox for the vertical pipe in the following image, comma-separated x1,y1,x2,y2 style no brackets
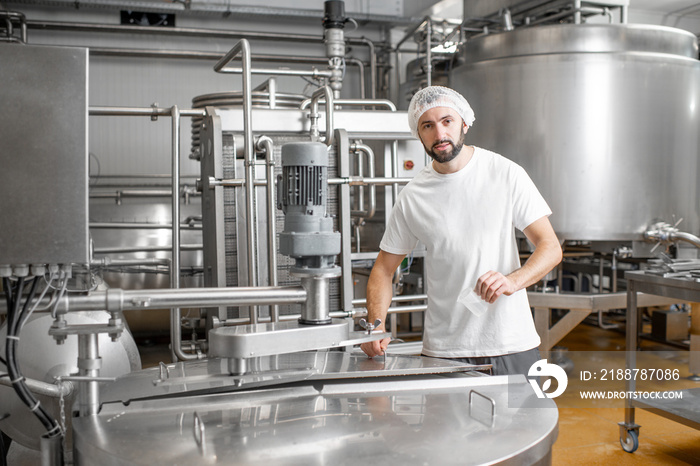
268,77,277,109
426,19,432,87
309,85,334,147
257,136,279,322
574,0,582,24
169,105,189,362
78,333,100,417
355,145,365,218
352,143,376,219
300,276,331,324
40,433,63,466
360,38,376,99
391,141,399,203
237,39,260,324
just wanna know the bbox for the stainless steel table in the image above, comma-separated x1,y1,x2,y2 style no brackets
620,271,700,452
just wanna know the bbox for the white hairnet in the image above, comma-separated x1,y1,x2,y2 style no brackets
407,86,475,139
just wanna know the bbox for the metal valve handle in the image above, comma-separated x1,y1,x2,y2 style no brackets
358,318,382,334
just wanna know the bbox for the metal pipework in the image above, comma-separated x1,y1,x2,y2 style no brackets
644,222,700,249
89,222,201,231
350,142,376,219
308,86,335,147
210,65,332,79
1,11,27,43
89,103,201,361
322,0,348,97
214,39,259,325
27,20,381,98
89,106,204,118
300,98,396,111
328,176,412,186
92,244,202,255
256,135,280,322
77,333,101,416
208,175,412,188
0,375,73,399
3,286,307,315
299,276,332,325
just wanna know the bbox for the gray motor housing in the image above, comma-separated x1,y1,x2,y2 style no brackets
277,142,341,275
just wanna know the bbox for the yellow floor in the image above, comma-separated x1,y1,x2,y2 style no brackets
552,321,700,465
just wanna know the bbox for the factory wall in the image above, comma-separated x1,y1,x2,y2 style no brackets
3,5,387,178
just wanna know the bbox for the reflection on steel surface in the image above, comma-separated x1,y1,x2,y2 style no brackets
74,362,558,465
100,352,488,403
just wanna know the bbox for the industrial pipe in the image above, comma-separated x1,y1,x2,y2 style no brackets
214,39,260,325
256,135,280,322
350,142,377,219
644,223,700,249
26,20,381,97
0,11,27,43
170,105,186,362
0,286,307,315
92,245,202,254
308,86,335,147
91,258,171,268
89,106,204,117
89,223,202,231
216,301,427,326
87,103,201,360
0,376,73,399
328,176,412,186
300,98,396,111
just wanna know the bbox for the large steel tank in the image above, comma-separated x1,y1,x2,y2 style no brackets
450,24,700,242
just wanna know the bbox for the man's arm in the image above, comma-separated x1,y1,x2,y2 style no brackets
360,250,406,358
476,216,562,303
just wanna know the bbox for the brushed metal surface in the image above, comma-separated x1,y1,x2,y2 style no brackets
99,352,488,403
208,319,385,360
74,370,558,465
0,43,89,265
451,24,700,241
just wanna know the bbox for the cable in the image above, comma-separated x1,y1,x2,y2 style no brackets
50,272,68,319
20,273,57,328
4,276,62,439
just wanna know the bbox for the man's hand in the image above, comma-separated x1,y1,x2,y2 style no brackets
360,337,391,358
475,270,518,303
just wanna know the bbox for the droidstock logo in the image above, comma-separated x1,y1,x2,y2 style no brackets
528,359,568,399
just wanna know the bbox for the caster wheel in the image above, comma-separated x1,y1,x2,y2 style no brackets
620,430,639,453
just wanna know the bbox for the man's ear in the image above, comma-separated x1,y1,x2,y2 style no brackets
463,122,469,134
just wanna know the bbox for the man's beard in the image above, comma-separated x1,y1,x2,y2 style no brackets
425,131,466,164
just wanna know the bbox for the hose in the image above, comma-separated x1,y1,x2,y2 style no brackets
3,277,62,439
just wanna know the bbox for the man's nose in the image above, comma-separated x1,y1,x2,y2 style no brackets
435,125,449,140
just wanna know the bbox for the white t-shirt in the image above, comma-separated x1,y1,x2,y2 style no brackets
379,147,552,357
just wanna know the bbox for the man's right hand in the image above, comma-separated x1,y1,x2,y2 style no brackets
360,337,391,358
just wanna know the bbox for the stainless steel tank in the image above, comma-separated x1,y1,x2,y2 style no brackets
450,24,700,241
0,311,141,451
72,352,559,465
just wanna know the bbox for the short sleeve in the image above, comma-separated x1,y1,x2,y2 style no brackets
511,165,552,232
379,201,420,255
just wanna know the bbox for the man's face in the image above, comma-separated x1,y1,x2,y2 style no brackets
416,106,468,164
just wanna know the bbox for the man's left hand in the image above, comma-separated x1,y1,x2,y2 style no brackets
475,271,518,303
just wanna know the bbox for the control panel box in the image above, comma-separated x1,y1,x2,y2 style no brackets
0,43,89,267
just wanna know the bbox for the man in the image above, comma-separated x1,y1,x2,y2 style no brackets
360,86,562,376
